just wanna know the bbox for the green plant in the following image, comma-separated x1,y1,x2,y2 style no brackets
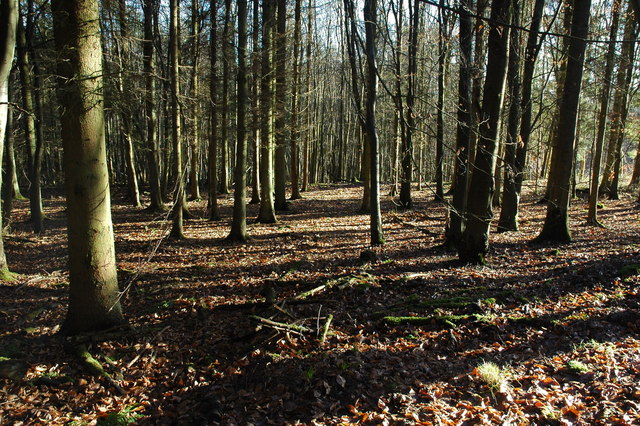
304,366,315,381
96,405,144,425
566,360,591,374
476,361,511,393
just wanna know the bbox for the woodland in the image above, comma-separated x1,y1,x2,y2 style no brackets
1,0,640,424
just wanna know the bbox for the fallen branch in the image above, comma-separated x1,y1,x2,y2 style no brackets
249,315,313,335
319,314,333,345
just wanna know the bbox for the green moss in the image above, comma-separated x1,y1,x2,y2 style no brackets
0,269,17,282
96,405,144,425
381,314,474,327
566,360,591,373
619,263,640,276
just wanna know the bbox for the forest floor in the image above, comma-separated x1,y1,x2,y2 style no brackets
1,183,640,425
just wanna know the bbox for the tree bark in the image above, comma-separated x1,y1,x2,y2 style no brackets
250,0,261,204
444,0,472,249
52,0,125,333
188,0,202,201
208,0,220,220
587,0,620,226
169,0,185,239
257,0,277,223
458,0,510,264
228,0,248,241
289,0,303,200
535,0,591,243
364,0,384,246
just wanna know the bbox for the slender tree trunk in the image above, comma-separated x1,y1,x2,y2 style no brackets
2,86,16,225
188,0,202,200
219,0,231,195
229,0,248,241
143,0,164,212
497,0,523,232
52,0,125,333
364,0,384,245
274,0,288,210
169,0,185,239
535,0,590,243
301,0,313,192
444,0,472,249
468,0,488,179
250,0,261,204
257,0,277,223
208,0,220,220
0,0,17,277
290,0,303,200
458,0,510,264
434,0,448,201
587,0,620,225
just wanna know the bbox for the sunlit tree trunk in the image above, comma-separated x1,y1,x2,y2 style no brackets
208,0,220,220
587,0,620,226
250,0,261,204
535,0,591,243
434,0,448,201
257,0,277,223
143,0,165,212
301,0,313,192
188,0,202,200
228,0,249,241
458,0,510,264
52,0,125,333
290,0,303,200
220,0,231,195
169,0,185,239
364,0,384,246
444,0,472,249
274,0,288,210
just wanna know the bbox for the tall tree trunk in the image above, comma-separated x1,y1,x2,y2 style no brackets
274,0,288,210
250,0,261,204
257,0,277,223
497,0,523,232
587,0,620,225
169,0,185,239
143,0,164,212
434,0,448,201
16,16,44,232
400,0,420,209
229,0,248,241
458,0,510,264
2,86,17,225
468,0,488,179
220,0,231,195
289,0,302,200
535,0,591,243
52,0,125,333
444,0,472,249
188,0,202,200
0,0,17,278
364,0,384,245
301,0,313,192
208,0,220,220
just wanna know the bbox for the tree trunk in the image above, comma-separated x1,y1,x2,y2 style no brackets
587,0,620,225
434,0,448,201
600,1,636,200
301,0,313,192
143,0,164,212
274,0,288,210
497,0,523,232
458,0,510,264
364,0,384,246
444,0,472,249
289,0,302,200
257,0,277,223
208,0,220,220
535,0,590,243
250,0,261,204
169,0,185,239
2,87,17,225
188,0,202,201
228,0,248,241
52,0,125,333
220,0,231,195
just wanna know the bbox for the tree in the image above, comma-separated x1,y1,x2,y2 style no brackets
209,0,221,221
169,0,186,239
497,0,523,232
228,0,249,242
0,0,17,280
434,0,451,201
250,0,261,205
289,0,303,201
51,0,125,333
188,0,202,201
257,0,277,223
535,0,591,243
274,0,288,211
458,0,510,264
220,0,231,195
587,0,621,226
364,0,384,245
16,13,45,232
444,0,472,249
143,0,165,212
